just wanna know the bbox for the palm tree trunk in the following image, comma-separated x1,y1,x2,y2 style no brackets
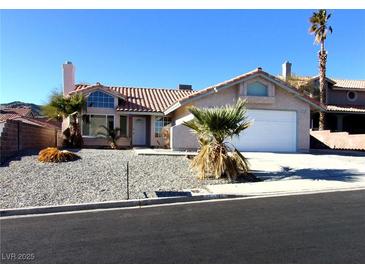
318,42,327,130
70,113,83,148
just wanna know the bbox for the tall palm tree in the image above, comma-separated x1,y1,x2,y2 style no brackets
309,9,333,130
43,92,86,147
183,99,251,180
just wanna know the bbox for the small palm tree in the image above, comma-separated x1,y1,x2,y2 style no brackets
309,9,333,130
183,99,251,180
43,92,86,147
97,126,122,149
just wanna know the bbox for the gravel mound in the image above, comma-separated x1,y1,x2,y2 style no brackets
0,149,230,209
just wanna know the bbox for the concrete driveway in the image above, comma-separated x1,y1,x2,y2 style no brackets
205,152,365,196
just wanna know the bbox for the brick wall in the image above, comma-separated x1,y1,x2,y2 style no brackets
0,120,62,163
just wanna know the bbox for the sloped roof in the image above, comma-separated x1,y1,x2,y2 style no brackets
332,79,365,90
0,107,33,117
164,68,325,114
0,114,61,128
0,107,34,122
0,113,22,122
281,75,365,91
73,83,197,113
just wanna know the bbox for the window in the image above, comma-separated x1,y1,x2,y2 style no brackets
154,116,172,138
120,115,128,137
247,82,268,96
87,91,114,108
82,114,114,136
347,91,357,102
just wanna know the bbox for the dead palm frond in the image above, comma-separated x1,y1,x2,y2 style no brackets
38,147,81,163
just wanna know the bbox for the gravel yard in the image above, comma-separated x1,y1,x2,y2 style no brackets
0,149,229,209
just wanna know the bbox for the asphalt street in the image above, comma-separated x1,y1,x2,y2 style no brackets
1,190,365,263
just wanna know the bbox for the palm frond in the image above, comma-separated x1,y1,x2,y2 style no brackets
309,9,332,45
96,125,122,149
185,99,251,180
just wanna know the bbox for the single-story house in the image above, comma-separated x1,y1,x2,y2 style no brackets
62,61,324,152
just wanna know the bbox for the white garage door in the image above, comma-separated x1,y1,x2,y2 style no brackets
231,109,297,152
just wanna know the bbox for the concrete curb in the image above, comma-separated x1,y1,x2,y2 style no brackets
0,194,242,217
208,186,365,198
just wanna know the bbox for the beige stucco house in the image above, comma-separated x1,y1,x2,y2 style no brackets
62,61,324,152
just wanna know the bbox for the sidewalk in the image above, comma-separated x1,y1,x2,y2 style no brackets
202,179,365,197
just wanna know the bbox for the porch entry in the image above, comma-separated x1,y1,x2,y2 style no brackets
132,117,146,145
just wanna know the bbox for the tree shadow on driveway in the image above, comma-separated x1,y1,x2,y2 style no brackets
253,166,364,183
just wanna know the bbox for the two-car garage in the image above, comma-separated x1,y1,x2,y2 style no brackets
231,109,297,152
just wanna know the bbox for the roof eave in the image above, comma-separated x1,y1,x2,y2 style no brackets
70,84,127,101
165,70,325,113
332,87,365,91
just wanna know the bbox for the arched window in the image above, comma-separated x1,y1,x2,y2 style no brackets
87,91,114,108
247,82,268,96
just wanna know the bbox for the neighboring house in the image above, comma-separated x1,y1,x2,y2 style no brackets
0,107,61,129
62,61,323,152
281,61,365,134
0,107,62,163
0,106,35,122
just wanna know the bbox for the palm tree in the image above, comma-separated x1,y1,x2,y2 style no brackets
183,99,251,180
43,92,86,147
309,9,333,130
97,126,122,149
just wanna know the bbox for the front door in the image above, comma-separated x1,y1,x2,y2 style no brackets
132,117,146,146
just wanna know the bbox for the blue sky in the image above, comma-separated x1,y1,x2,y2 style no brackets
1,9,365,105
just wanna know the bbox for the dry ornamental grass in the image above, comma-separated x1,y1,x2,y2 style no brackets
38,147,81,163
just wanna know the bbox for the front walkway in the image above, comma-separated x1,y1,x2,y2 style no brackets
133,147,197,156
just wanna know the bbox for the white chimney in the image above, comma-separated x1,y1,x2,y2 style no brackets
63,61,75,95
282,61,292,80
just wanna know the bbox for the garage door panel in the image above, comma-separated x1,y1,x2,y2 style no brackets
231,109,297,152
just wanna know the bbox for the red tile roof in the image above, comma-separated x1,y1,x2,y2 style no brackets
74,84,197,113
0,107,33,119
0,107,60,128
0,116,61,129
0,107,34,122
0,113,22,122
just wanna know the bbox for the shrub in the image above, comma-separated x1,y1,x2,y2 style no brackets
38,147,81,163
183,99,251,180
